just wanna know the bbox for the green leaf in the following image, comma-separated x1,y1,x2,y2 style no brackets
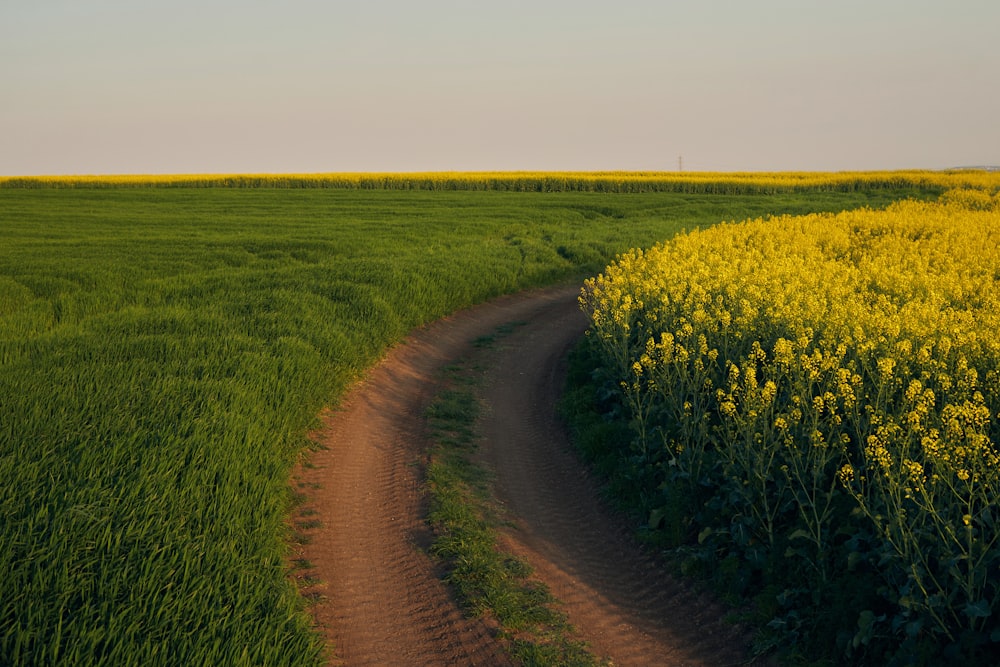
697,526,713,544
905,619,923,638
648,508,664,529
965,599,992,619
784,546,809,559
852,610,876,648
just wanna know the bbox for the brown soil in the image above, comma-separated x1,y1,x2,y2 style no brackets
292,284,761,666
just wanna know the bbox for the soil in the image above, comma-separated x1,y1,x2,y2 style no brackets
291,284,761,666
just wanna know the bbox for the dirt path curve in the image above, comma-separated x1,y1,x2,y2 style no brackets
292,284,757,666
476,293,756,666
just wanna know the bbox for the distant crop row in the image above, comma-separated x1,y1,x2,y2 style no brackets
3,170,1000,194
580,188,1000,664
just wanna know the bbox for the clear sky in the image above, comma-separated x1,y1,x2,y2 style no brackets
2,0,997,174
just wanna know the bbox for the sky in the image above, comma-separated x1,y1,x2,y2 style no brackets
1,0,997,175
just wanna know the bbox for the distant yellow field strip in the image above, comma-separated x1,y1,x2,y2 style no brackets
3,170,1000,191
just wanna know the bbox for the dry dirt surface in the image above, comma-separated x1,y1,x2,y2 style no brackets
292,284,759,666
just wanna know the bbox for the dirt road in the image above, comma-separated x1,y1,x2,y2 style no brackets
292,284,755,665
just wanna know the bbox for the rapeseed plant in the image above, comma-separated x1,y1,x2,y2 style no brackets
581,190,1000,663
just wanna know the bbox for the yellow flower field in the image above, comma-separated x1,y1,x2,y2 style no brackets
3,170,1000,193
580,188,1000,661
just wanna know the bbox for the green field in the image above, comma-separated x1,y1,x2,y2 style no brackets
0,185,938,665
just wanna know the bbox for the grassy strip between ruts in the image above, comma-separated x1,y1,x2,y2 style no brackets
424,325,603,666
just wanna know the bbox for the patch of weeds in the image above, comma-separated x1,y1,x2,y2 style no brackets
290,558,314,571
473,321,525,348
301,590,325,603
509,635,602,667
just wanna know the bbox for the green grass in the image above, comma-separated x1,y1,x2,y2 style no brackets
0,185,937,665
